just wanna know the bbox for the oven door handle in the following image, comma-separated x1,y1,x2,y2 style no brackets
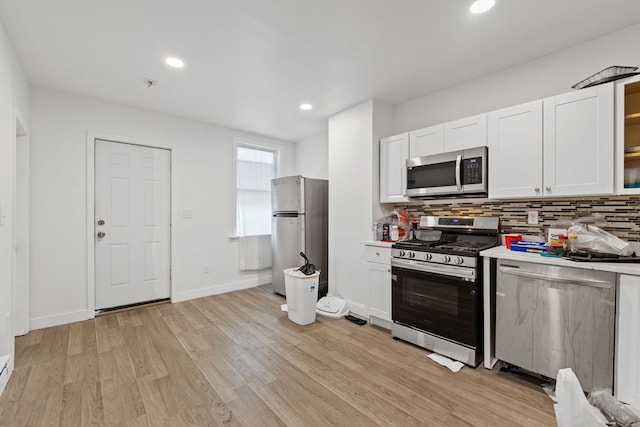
498,266,613,289
392,258,476,280
455,154,462,191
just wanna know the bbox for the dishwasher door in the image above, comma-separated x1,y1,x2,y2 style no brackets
496,260,615,391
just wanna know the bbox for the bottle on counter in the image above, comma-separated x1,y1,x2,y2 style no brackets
391,225,399,241
373,223,383,241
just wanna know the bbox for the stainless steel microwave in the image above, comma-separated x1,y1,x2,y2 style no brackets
406,146,488,198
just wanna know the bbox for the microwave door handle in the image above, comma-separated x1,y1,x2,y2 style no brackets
455,154,462,190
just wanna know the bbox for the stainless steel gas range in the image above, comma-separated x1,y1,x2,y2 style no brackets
391,216,499,367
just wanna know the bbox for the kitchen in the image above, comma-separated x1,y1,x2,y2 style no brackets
1,1,640,425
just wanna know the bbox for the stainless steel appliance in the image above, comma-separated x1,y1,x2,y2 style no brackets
406,146,487,198
271,176,328,297
495,260,615,391
391,216,499,366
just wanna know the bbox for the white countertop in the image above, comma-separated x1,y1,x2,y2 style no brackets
481,246,640,276
361,240,394,248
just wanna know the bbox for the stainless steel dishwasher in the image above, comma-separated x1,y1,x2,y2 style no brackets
495,260,615,391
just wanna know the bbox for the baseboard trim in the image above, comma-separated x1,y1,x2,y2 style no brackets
176,273,272,302
28,275,272,329
29,309,88,331
0,355,11,397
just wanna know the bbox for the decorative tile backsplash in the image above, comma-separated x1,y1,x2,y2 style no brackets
399,196,640,241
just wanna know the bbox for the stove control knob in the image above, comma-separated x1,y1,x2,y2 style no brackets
443,255,451,263
423,253,432,261
399,250,405,257
454,257,464,265
408,252,415,259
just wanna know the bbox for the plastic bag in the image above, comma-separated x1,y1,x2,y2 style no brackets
297,252,317,275
549,213,609,229
567,224,634,256
554,368,608,427
587,390,640,426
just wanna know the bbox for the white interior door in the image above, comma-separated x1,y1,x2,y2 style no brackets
95,140,171,310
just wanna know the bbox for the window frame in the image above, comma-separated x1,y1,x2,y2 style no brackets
232,138,281,237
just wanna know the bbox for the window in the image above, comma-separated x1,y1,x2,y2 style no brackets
235,144,278,236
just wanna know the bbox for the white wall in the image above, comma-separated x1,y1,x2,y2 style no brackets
29,86,295,329
295,132,328,179
393,24,640,135
0,20,29,395
328,99,391,316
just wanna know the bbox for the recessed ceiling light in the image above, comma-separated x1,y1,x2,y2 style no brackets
165,57,184,68
470,0,495,14
299,103,313,111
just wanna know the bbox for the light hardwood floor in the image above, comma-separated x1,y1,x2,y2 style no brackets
0,287,556,426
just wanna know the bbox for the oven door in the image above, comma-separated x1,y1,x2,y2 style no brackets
391,259,481,347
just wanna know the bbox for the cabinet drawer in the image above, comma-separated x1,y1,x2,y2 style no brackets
364,246,391,264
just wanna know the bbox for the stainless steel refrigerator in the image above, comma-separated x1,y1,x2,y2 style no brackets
271,176,328,297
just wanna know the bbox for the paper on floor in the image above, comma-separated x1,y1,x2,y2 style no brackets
280,304,288,312
427,353,464,373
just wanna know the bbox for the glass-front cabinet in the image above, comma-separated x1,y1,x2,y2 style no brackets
617,75,640,193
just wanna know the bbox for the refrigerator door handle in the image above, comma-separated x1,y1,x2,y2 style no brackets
273,212,300,217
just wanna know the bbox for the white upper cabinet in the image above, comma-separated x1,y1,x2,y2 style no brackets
616,74,640,194
444,113,487,151
408,124,444,158
408,114,487,159
543,83,614,197
488,101,543,199
488,83,614,199
380,133,409,203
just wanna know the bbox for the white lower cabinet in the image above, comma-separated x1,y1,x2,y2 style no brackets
364,245,392,328
616,274,640,407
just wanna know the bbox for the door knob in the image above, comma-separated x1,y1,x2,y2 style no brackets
97,231,106,238
545,186,551,192
97,220,105,226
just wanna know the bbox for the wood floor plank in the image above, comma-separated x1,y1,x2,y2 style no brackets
0,366,30,427
67,322,85,356
122,323,169,380
95,315,126,353
116,310,144,329
225,384,285,427
0,286,557,426
100,379,146,426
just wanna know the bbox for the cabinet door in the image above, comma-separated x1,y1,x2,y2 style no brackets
543,83,614,197
380,134,409,203
616,74,640,194
368,261,391,323
495,266,536,371
444,113,487,151
616,274,640,407
488,101,543,198
408,124,444,158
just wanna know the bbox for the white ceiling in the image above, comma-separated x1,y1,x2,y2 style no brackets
1,1,640,142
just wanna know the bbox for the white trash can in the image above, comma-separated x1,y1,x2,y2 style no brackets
284,268,320,325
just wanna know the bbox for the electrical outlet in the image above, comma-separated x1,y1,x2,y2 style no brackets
527,211,539,225
203,265,209,274
183,209,193,219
